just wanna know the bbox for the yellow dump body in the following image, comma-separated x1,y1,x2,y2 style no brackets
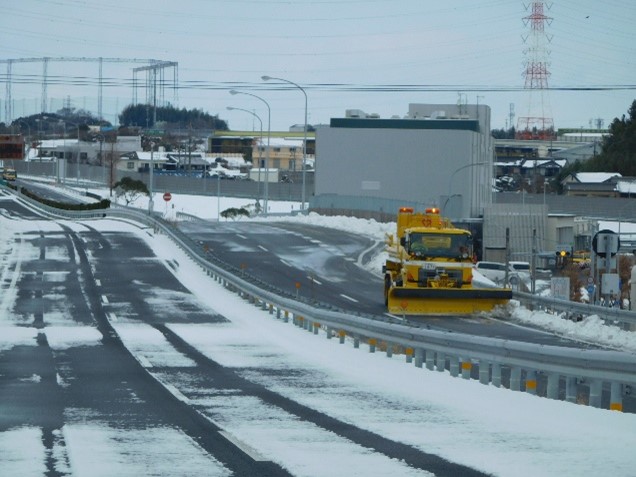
383,207,511,315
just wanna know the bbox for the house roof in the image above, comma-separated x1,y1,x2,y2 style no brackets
616,179,636,195
520,158,567,169
572,172,622,183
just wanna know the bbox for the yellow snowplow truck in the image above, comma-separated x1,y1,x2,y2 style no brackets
383,207,511,315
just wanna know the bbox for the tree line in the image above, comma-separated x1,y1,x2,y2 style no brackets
558,99,636,181
118,104,228,131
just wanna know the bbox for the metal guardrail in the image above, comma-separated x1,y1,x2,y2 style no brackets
4,184,636,412
514,290,636,327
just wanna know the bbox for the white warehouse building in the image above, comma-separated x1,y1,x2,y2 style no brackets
313,103,494,221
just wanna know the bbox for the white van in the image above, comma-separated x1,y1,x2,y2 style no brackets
474,261,518,285
509,261,531,280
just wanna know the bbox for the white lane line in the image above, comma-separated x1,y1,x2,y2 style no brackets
95,279,101,287
340,294,359,303
237,234,247,239
101,295,109,304
218,431,270,462
280,259,292,267
308,276,322,285
107,312,118,322
137,354,153,368
258,245,268,252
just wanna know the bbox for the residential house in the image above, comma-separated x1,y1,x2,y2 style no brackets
561,172,622,197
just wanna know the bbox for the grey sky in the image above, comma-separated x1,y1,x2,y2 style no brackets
2,0,634,131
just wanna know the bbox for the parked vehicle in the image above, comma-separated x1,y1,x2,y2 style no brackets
509,261,531,279
2,167,17,181
474,261,519,285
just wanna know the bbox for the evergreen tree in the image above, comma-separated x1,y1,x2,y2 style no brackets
578,100,636,175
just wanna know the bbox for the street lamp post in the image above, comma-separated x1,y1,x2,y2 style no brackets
60,120,82,185
445,161,488,217
262,75,308,210
227,106,264,209
149,141,155,214
96,134,105,186
229,89,270,216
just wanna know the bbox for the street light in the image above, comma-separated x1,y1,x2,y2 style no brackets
262,75,308,210
14,120,31,156
60,120,82,185
445,161,488,217
227,106,264,208
229,89,270,216
149,141,155,214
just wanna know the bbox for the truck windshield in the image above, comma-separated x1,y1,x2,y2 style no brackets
408,233,472,259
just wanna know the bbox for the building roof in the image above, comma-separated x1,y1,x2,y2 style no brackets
572,172,621,183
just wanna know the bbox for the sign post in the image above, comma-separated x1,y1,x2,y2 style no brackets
163,192,172,216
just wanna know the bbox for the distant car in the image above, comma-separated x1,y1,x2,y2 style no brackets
509,261,531,280
2,167,17,181
474,261,518,285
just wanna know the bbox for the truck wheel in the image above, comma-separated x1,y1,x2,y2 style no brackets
384,276,391,306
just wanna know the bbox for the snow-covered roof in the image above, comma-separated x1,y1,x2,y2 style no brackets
574,172,621,183
520,159,567,169
256,137,304,148
132,151,171,162
494,160,523,167
616,179,636,195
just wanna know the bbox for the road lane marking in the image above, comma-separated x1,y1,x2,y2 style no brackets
101,295,109,304
218,431,269,462
308,276,322,285
258,245,268,252
237,234,247,239
340,294,359,303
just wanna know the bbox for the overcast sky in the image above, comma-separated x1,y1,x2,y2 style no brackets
2,0,634,131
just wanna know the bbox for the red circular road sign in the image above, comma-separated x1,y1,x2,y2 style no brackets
163,192,172,202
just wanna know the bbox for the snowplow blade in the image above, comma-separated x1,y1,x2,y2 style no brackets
387,287,511,315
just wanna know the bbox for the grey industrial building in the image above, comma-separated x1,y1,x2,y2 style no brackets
313,103,494,221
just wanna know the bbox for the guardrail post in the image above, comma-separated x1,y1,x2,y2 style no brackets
269,303,274,315
326,327,333,339
461,358,472,380
313,322,320,335
276,308,281,319
425,350,435,370
479,361,489,384
492,363,502,387
510,367,521,391
386,343,393,358
368,338,377,353
546,373,559,400
405,347,413,363
525,370,537,395
449,356,459,377
338,330,346,344
589,380,602,408
435,352,445,372
283,310,289,323
353,336,360,349
565,376,577,403
610,382,623,412
414,348,423,368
